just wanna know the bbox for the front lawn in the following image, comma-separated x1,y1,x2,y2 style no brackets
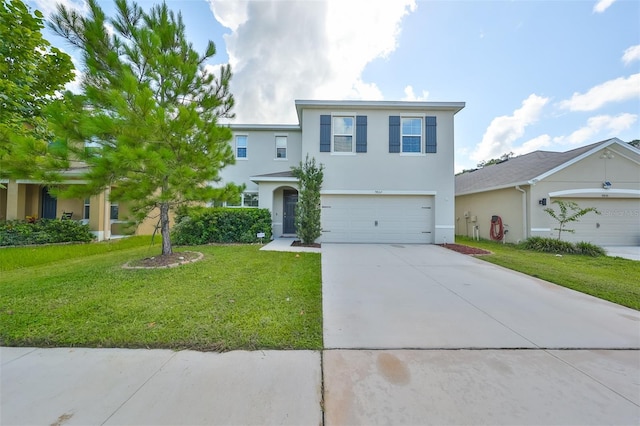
456,236,640,310
0,238,322,350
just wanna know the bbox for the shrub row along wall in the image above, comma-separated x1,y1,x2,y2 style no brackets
0,219,95,246
172,207,273,245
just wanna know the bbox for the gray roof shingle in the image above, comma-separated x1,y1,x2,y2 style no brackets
455,140,607,195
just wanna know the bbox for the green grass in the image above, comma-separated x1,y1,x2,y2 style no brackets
0,240,322,351
456,236,640,310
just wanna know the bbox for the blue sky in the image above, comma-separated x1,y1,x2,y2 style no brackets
30,0,640,172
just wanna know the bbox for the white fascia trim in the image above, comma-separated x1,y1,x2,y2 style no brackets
321,190,437,196
0,179,8,184
548,188,640,198
456,182,530,196
229,124,300,131
15,179,89,184
531,228,551,232
249,176,298,183
295,100,466,124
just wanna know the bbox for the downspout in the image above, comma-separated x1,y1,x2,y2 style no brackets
515,185,527,242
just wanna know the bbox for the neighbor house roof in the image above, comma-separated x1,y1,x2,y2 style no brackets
455,138,632,195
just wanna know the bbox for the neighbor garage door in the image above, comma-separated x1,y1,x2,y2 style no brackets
320,195,433,243
554,198,640,246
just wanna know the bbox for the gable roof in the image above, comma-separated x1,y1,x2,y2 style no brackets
455,138,638,195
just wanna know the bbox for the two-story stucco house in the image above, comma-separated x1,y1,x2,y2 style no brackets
218,100,465,244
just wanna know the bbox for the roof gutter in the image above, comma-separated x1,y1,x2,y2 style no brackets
515,185,527,241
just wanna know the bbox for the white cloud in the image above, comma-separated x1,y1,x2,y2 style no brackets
622,45,640,65
31,0,87,18
402,85,429,101
557,113,638,145
558,74,640,112
207,0,416,123
593,0,616,13
513,134,552,156
471,94,549,162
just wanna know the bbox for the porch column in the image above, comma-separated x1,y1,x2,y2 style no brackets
88,191,107,241
6,180,26,220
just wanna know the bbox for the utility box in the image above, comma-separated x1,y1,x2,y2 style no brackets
470,215,477,223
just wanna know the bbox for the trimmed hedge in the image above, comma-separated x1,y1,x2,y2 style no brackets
0,219,95,246
521,237,606,257
172,207,272,245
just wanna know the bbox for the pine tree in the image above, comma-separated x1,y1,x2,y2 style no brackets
47,0,241,255
0,0,74,185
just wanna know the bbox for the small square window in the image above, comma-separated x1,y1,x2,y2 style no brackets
402,117,422,153
333,116,354,153
275,136,287,159
236,135,247,158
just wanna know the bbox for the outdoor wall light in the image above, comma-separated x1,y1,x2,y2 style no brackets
603,181,612,189
538,198,547,206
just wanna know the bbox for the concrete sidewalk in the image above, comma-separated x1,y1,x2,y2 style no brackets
1,347,321,425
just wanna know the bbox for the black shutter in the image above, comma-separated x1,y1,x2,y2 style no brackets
425,116,437,153
356,115,367,153
320,115,331,152
389,116,400,153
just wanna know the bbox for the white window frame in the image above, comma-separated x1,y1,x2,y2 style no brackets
225,192,259,208
275,135,287,160
83,198,90,220
400,116,424,155
332,114,356,154
235,134,248,160
242,192,259,207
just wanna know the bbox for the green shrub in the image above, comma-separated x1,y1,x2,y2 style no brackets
172,207,272,245
0,219,95,246
522,237,604,256
575,241,606,257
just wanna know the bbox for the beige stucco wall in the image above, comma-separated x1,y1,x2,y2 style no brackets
455,187,527,243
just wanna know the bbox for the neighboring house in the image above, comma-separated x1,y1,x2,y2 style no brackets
0,166,159,240
218,99,465,244
455,138,640,246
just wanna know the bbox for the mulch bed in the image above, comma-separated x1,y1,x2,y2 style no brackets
291,240,321,248
123,251,204,269
438,243,491,256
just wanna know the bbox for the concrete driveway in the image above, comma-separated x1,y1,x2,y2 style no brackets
322,244,640,424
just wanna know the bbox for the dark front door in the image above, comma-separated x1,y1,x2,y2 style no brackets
283,190,298,234
41,187,57,219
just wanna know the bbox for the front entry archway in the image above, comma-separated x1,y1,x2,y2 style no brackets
283,189,298,235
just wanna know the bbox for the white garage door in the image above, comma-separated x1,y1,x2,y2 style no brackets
554,198,640,246
320,195,433,243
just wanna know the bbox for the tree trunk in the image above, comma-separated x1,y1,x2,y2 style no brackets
160,202,172,255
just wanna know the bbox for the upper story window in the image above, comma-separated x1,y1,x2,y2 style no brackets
235,135,247,159
275,136,287,159
402,117,422,153
333,116,354,153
